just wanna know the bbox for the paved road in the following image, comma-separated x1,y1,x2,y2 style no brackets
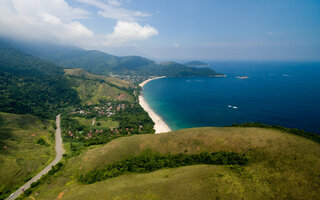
6,114,64,200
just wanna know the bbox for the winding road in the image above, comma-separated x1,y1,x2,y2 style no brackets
6,114,64,200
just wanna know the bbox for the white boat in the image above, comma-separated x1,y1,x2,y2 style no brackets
232,106,238,109
228,105,232,108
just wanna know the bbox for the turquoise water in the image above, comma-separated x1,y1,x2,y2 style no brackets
143,61,320,133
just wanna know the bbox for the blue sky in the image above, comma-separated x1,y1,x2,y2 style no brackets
0,0,319,61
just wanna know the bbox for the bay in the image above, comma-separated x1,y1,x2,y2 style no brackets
143,61,320,134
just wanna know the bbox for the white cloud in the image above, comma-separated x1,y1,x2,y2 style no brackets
104,20,158,46
173,42,179,48
77,0,150,21
0,0,93,46
107,0,121,6
0,0,158,48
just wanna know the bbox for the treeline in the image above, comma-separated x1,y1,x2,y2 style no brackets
232,122,320,143
79,150,250,184
0,43,80,119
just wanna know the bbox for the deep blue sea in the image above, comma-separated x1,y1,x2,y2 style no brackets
143,61,320,134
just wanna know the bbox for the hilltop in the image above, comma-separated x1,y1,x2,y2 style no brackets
21,127,320,200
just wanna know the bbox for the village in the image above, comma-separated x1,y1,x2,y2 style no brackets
62,100,151,147
70,101,132,117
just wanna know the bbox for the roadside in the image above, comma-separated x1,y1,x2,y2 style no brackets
6,114,64,200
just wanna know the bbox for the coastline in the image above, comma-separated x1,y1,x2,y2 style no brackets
139,76,172,134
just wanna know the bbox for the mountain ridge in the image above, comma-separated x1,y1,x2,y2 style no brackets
1,38,223,78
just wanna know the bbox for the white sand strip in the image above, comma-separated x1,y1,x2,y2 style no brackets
139,77,172,134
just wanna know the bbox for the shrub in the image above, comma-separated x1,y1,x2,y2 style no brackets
79,150,250,184
36,138,47,145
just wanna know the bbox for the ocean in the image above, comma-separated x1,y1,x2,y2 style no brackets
143,61,320,134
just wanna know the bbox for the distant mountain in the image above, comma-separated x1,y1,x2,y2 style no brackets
0,41,80,118
159,62,220,77
185,61,209,67
3,39,223,77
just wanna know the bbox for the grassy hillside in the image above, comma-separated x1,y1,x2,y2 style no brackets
24,127,320,200
0,113,55,199
64,69,134,104
64,69,135,89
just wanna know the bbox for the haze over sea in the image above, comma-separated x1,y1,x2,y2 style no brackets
143,61,320,134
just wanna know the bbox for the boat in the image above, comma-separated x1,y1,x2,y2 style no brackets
236,76,249,79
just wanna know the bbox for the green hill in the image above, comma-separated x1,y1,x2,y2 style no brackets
159,62,220,77
64,69,135,104
64,68,135,89
23,127,320,200
0,42,80,118
58,52,223,77
3,39,223,77
0,112,55,199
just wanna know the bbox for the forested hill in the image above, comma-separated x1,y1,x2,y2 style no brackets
5,39,223,77
158,62,218,77
0,42,80,118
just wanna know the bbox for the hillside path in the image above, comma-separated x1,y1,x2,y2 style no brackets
6,114,64,200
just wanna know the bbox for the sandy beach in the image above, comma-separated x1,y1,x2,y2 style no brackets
139,77,172,134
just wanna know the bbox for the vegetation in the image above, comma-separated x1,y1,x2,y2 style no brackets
24,127,320,200
64,68,135,89
36,138,48,145
61,101,154,156
232,122,320,143
158,62,221,77
79,150,249,184
0,112,55,199
0,42,80,119
21,162,64,199
60,54,222,77
6,40,223,78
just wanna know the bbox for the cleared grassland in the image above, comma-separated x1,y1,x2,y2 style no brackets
67,77,134,104
0,113,55,198
73,117,118,129
64,69,135,89
27,127,320,200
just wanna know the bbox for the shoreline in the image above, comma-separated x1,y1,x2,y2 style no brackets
139,76,172,134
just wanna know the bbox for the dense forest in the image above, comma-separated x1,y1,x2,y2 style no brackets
0,42,80,119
